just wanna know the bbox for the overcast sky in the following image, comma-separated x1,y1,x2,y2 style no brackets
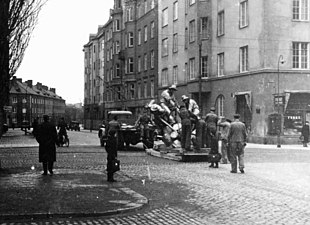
15,0,114,104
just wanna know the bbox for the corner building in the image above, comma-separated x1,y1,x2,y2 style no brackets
158,0,310,144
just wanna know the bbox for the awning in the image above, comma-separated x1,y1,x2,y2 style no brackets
284,90,310,112
233,91,252,112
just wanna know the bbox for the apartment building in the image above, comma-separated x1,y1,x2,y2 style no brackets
158,0,310,144
83,0,158,129
8,76,66,127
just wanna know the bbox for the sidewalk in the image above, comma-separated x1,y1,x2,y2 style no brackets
0,129,148,221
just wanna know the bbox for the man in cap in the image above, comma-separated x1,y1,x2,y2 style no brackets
160,84,179,124
228,114,247,174
182,95,204,151
205,107,219,148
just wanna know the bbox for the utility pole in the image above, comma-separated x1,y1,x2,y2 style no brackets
199,42,202,108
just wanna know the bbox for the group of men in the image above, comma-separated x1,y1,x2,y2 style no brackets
138,84,247,174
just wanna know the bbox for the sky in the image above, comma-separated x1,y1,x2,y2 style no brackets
15,0,114,104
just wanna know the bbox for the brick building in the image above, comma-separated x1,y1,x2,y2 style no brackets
8,76,66,128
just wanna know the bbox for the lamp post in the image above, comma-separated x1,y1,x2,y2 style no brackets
277,55,285,148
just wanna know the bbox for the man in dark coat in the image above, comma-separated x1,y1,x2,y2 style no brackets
105,115,121,182
36,115,58,175
179,105,192,153
301,121,310,147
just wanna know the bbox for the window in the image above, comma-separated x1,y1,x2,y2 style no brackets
128,58,134,73
125,60,127,73
189,0,196,5
293,42,309,69
13,107,16,113
116,63,120,77
217,53,225,76
173,1,178,20
138,56,141,72
114,19,121,31
138,30,141,45
173,66,178,84
240,46,249,72
162,69,168,86
240,1,249,28
144,25,148,42
151,50,155,68
151,21,155,38
144,81,147,98
201,56,208,78
173,33,178,53
218,11,225,36
117,86,121,100
185,63,189,81
115,41,120,53
189,58,195,80
12,97,17,103
150,80,154,97
107,50,110,61
144,0,148,14
151,0,155,9
130,84,135,99
22,98,27,103
217,95,224,117
162,38,168,56
200,17,208,39
189,20,196,42
127,7,133,21
128,32,134,47
185,0,189,14
110,47,113,59
293,0,309,21
144,53,148,71
162,8,168,27
110,68,113,80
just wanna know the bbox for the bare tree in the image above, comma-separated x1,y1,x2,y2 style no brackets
0,0,46,136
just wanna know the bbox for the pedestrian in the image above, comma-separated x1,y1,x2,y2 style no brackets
160,84,179,124
218,117,231,164
105,115,121,182
179,105,192,153
35,115,58,175
205,107,219,148
301,121,310,147
135,104,154,141
57,117,68,145
228,114,247,174
181,95,204,151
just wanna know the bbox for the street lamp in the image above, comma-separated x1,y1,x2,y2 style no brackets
277,55,285,148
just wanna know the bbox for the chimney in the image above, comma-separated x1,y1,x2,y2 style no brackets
36,82,42,90
42,85,48,91
50,88,56,93
25,80,33,88
16,78,22,83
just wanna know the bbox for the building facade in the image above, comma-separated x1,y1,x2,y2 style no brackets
8,76,66,127
158,0,310,144
84,0,310,143
83,0,158,130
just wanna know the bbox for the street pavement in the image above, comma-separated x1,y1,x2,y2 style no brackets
1,129,310,224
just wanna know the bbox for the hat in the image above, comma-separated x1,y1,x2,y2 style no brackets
210,107,216,111
233,113,241,119
168,84,177,91
181,95,189,101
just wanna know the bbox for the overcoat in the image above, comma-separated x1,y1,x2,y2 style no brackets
36,121,58,162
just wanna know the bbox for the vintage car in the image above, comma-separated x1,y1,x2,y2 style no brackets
69,121,80,131
98,111,141,150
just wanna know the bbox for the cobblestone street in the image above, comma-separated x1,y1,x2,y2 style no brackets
1,130,310,224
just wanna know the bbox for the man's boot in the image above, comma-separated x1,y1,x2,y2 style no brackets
42,162,48,175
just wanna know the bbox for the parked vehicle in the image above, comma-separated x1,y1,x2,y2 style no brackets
98,111,141,150
69,121,80,131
